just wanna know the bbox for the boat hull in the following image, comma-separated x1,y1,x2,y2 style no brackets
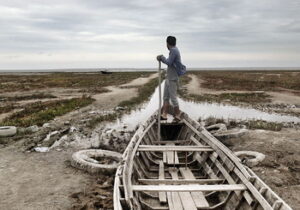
114,112,292,210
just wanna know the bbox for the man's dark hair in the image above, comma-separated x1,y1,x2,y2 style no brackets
166,36,176,46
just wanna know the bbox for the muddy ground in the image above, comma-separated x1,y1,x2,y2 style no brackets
225,128,300,209
0,71,299,209
0,72,157,210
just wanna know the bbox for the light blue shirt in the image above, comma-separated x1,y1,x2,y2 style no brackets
161,46,182,81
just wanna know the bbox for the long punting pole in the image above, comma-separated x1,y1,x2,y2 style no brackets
158,61,162,141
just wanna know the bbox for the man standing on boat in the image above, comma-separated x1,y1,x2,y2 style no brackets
157,36,186,121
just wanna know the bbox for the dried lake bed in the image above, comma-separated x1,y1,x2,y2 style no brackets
0,71,299,209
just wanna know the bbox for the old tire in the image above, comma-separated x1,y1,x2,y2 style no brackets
214,128,248,139
206,123,227,134
71,149,122,175
0,126,17,137
234,151,265,167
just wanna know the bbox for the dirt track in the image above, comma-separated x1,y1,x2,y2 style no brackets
0,147,92,210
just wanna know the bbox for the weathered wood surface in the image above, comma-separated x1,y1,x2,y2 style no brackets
132,184,247,192
158,161,167,204
138,178,224,185
114,111,293,210
138,145,213,152
179,167,210,208
169,168,196,210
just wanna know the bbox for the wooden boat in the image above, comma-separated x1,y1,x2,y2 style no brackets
101,70,112,74
114,112,292,210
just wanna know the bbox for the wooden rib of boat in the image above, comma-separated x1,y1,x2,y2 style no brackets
113,112,292,210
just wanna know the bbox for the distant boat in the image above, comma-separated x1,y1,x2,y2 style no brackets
101,70,112,74
114,111,292,210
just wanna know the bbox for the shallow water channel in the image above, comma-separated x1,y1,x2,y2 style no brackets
110,81,300,130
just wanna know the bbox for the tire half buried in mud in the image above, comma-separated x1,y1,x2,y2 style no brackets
0,126,17,137
234,150,266,168
71,149,122,175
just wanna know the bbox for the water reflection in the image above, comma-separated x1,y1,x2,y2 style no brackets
109,81,300,130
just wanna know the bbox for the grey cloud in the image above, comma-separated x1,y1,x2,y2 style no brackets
0,0,299,69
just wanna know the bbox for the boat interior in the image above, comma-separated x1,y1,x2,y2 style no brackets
114,114,291,210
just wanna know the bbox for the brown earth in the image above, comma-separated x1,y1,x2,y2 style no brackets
227,128,300,209
0,73,157,210
184,73,300,209
1,71,299,210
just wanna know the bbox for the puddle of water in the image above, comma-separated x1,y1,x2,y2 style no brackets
109,81,300,130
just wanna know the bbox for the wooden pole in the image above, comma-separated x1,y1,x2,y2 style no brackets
158,61,162,141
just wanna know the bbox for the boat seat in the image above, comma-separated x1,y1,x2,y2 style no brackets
137,145,213,152
132,184,247,192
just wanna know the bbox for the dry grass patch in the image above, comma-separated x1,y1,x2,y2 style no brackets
0,72,152,93
118,77,160,109
0,93,56,101
194,71,300,91
1,96,94,127
183,92,271,104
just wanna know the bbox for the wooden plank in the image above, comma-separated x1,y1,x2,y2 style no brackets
179,168,210,208
174,151,179,164
153,140,191,144
166,151,174,164
158,161,167,204
182,119,275,209
166,143,180,165
122,120,156,207
233,167,273,210
169,168,196,210
194,153,218,179
182,118,254,178
167,192,183,210
113,167,122,210
168,169,184,210
132,184,247,192
138,178,224,185
195,145,255,206
166,143,175,165
163,152,167,163
166,192,175,210
139,145,212,149
138,145,213,152
179,191,197,210
190,135,205,146
193,136,255,205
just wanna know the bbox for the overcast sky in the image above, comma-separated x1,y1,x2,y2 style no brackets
0,0,300,70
